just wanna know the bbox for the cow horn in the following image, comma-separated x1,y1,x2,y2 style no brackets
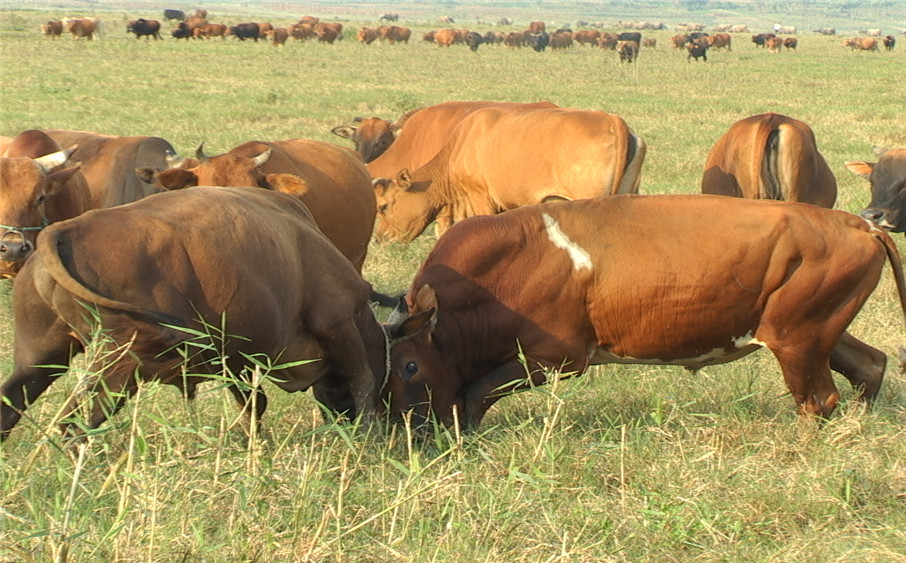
253,148,272,167
195,142,210,163
33,148,73,173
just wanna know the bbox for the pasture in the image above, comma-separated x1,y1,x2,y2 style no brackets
1,5,906,561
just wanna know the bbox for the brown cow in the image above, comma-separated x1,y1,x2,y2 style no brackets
142,139,376,273
504,31,524,48
374,107,646,242
357,26,379,44
433,28,459,47
574,29,601,46
41,20,63,39
701,113,836,208
0,187,388,442
844,37,879,51
670,34,688,49
385,195,905,428
195,23,227,39
765,36,783,52
315,22,343,43
331,117,398,163
847,147,906,232
784,37,798,50
290,23,316,41
0,130,90,278
65,17,99,40
44,130,177,209
709,32,732,50
618,40,639,62
384,25,411,44
266,28,289,46
528,21,546,33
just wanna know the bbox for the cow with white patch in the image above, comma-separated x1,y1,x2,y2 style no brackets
386,195,906,428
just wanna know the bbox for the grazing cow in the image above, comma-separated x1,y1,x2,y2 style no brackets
504,31,524,48
549,30,573,50
439,15,455,24
641,37,657,48
596,32,618,49
1,130,90,278
385,195,906,428
526,31,550,51
528,21,545,33
465,31,484,51
730,25,750,33
709,32,731,50
784,37,798,50
847,147,906,232
575,29,601,46
752,33,775,47
779,25,797,34
230,22,261,41
883,35,896,50
357,26,378,44
483,31,504,45
433,28,459,47
163,9,185,21
618,40,639,62
844,37,879,51
332,117,398,163
374,107,646,242
765,36,783,52
41,20,63,39
266,28,289,46
813,27,835,35
142,139,376,273
861,28,882,37
127,19,162,40
315,22,343,42
171,21,192,39
0,187,388,442
380,13,399,22
687,41,708,61
43,130,177,209
701,113,836,208
670,34,688,49
617,31,642,43
65,17,98,40
290,23,316,41
385,25,411,44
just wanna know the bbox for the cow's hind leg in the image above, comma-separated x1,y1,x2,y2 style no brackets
829,331,886,402
226,378,268,430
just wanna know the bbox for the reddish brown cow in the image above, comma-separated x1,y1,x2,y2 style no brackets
504,31,524,48
141,139,376,273
65,17,99,40
332,117,399,163
266,28,289,46
528,21,546,33
784,37,798,50
385,25,411,44
375,107,646,242
574,29,600,46
0,187,388,441
357,26,379,44
701,113,836,207
315,22,343,43
290,23,316,41
433,28,459,47
386,195,905,427
41,20,63,39
44,130,177,208
597,32,619,49
765,36,783,52
0,130,90,278
709,32,732,50
195,23,227,39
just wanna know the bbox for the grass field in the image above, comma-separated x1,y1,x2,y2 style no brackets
1,5,906,562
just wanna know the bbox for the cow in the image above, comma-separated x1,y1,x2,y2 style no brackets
433,28,459,47
357,26,379,44
266,28,289,46
687,41,708,61
256,23,274,38
709,32,732,50
230,22,261,41
779,25,797,34
43,130,177,209
813,27,835,35
65,17,98,40
315,22,343,42
504,31,524,48
41,20,63,39
331,116,398,162
670,34,688,49
299,15,319,26
765,36,783,52
528,21,545,33
843,37,879,51
379,13,399,22
384,195,906,428
847,147,906,232
373,107,646,243
596,32,618,49
883,35,896,50
385,25,411,44
574,29,601,46
140,139,376,274
0,187,388,442
617,31,642,43
290,23,316,41
861,28,882,37
171,21,192,39
618,40,639,62
194,9,207,19
127,19,162,40
483,31,504,45
784,37,798,50
549,30,573,50
465,31,484,51
641,37,657,48
526,31,550,51
163,9,185,22
730,24,750,33
1,130,90,278
752,33,775,47
195,23,227,39
701,113,836,208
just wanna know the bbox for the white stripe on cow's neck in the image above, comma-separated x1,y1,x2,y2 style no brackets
542,212,592,272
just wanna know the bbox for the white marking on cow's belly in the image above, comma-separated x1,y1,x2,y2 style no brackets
588,333,764,370
542,212,592,272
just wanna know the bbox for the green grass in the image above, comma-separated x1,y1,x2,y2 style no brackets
2,5,906,562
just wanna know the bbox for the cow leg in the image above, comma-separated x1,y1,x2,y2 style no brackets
463,359,549,428
58,358,144,441
226,380,268,437
312,377,356,420
829,331,886,402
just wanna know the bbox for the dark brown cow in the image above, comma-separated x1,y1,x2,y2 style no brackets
618,40,639,62
386,195,906,428
143,139,376,273
127,19,162,40
784,37,798,50
44,130,177,209
709,32,732,50
883,35,896,50
0,187,388,441
0,130,90,278
702,113,836,208
41,20,63,39
290,23,316,41
847,147,906,231
374,107,646,242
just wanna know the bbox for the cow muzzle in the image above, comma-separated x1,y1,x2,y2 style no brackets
860,208,902,232
0,230,35,263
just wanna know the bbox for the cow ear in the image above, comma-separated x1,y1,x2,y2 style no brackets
414,284,438,311
397,168,413,190
155,168,199,190
844,161,874,179
331,125,356,140
134,166,160,184
265,173,309,196
44,165,83,195
391,308,437,342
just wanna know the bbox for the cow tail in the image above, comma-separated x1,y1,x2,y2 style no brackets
616,129,647,194
873,227,906,372
761,122,783,201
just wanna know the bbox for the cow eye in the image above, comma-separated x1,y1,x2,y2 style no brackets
35,194,46,205
403,361,419,380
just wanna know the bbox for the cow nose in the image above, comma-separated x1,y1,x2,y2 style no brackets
860,208,886,223
0,231,34,262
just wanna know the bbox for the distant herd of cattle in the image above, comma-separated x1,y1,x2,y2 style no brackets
2,98,906,440
37,13,900,58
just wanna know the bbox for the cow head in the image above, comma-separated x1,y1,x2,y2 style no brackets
373,168,439,243
331,117,399,163
141,143,273,190
385,285,463,428
847,147,906,232
0,151,81,277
